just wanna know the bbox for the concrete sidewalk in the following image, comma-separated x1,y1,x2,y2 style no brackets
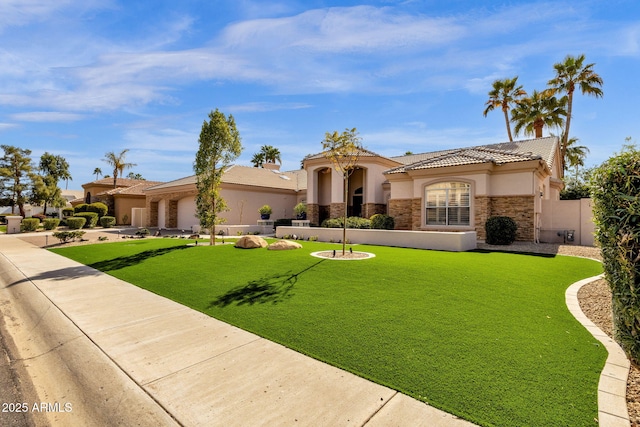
0,236,476,427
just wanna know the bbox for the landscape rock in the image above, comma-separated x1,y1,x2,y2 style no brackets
234,235,268,249
268,240,302,250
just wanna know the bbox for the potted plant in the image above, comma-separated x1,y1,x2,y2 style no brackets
294,202,307,220
258,205,272,220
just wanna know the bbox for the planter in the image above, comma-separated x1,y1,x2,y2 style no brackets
296,213,307,220
260,214,271,220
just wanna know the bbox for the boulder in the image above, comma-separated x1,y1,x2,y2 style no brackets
268,240,302,251
234,235,268,249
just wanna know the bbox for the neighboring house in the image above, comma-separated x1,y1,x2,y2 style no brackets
303,136,564,242
72,178,163,224
145,164,307,230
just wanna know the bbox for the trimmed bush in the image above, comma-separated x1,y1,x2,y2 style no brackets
20,218,40,232
74,203,88,213
66,217,87,230
100,216,116,228
485,216,517,245
52,230,86,243
43,218,61,230
87,202,108,217
74,212,98,228
321,216,371,229
370,214,395,230
590,146,640,364
62,207,75,217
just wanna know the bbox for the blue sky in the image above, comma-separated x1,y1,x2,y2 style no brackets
1,0,639,187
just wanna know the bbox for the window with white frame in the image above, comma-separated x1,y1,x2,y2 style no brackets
425,182,470,226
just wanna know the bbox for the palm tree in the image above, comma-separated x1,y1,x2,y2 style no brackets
93,167,102,180
547,54,603,167
103,149,137,188
261,145,281,164
251,152,264,168
511,90,567,139
564,136,590,179
483,77,527,142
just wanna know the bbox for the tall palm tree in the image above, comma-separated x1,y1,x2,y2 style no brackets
547,54,603,167
483,77,527,142
564,136,590,180
511,90,567,139
261,145,281,164
251,152,264,168
93,167,102,180
103,149,137,188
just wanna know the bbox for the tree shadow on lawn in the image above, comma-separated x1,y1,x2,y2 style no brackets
87,245,193,272
209,259,326,307
471,249,557,258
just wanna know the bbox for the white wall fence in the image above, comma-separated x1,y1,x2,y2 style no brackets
276,226,477,252
539,198,595,246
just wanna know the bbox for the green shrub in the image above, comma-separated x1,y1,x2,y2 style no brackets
43,218,61,230
74,203,88,213
52,230,86,243
74,212,98,228
20,218,40,232
321,216,371,229
87,202,108,217
66,217,87,230
136,228,150,237
62,207,75,217
370,214,395,230
590,146,640,364
485,216,517,245
99,216,116,228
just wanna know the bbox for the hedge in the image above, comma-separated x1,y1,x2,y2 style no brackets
66,217,87,230
590,146,640,364
43,218,61,230
62,207,75,217
321,216,371,229
87,202,108,217
74,203,88,213
74,212,98,228
370,214,395,230
485,216,517,245
20,218,40,232
100,216,116,228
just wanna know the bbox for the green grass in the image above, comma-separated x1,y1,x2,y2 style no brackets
0,225,6,233
51,239,605,426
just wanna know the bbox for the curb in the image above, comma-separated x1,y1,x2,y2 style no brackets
566,274,631,427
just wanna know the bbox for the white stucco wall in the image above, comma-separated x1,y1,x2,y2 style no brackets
177,197,197,230
157,199,166,229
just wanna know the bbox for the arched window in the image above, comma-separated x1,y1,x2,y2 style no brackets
425,182,470,226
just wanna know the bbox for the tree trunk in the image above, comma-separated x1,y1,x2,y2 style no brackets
503,107,513,142
342,174,348,255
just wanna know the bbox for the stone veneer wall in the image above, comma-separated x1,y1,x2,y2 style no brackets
307,203,319,226
363,203,387,218
474,196,490,241
148,201,159,227
330,203,345,219
488,195,535,241
388,198,413,229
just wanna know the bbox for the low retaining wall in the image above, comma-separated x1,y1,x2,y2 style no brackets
276,227,477,252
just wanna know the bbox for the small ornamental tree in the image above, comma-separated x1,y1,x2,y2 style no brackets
321,128,363,255
194,109,242,245
590,145,640,364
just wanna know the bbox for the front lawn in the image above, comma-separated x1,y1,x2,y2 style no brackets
52,239,605,426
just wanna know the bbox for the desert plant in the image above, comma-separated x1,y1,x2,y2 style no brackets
65,217,86,230
370,214,395,230
100,216,116,228
43,218,61,230
485,216,518,245
135,228,150,237
87,202,108,217
590,145,640,364
258,205,272,214
52,230,85,243
20,218,40,232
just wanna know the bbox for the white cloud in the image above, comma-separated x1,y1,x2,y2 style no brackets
226,102,312,113
10,111,84,122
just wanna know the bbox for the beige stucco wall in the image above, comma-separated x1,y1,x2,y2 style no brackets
114,196,146,225
157,199,166,228
540,198,595,246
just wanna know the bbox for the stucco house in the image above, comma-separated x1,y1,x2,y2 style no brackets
141,136,564,243
144,164,306,230
303,136,563,242
73,178,163,225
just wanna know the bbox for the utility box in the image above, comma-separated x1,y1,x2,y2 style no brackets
6,216,23,234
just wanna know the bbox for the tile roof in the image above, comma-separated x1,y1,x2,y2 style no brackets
145,165,307,192
102,180,164,196
385,137,558,174
303,147,388,161
83,177,151,187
